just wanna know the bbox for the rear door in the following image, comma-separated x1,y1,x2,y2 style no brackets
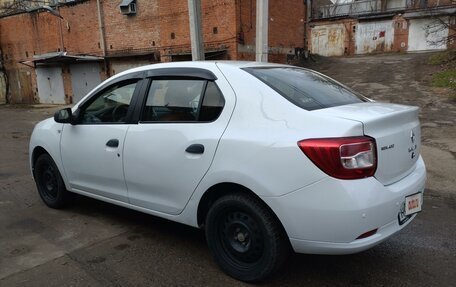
123,68,235,214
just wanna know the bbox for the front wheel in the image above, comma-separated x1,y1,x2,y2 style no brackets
34,153,73,209
205,193,289,282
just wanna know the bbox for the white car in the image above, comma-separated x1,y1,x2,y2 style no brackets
29,61,426,282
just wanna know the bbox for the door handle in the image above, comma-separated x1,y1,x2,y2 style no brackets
185,144,204,154
106,139,119,148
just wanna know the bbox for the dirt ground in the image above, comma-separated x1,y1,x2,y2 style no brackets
0,52,455,286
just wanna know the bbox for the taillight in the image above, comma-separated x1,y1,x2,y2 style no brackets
298,136,377,180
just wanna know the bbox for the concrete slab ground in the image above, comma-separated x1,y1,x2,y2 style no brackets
0,53,455,286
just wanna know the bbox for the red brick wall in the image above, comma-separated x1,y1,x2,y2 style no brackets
392,15,409,52
0,0,306,103
102,0,160,56
1,12,64,103
269,0,306,50
0,1,102,103
237,0,306,62
96,0,238,62
59,1,101,56
156,0,238,61
449,16,456,49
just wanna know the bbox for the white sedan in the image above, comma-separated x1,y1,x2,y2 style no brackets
29,61,426,282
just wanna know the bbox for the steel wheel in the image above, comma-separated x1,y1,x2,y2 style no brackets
219,210,264,265
205,193,289,282
34,153,73,209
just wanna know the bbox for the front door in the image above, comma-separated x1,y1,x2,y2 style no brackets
61,79,141,202
123,77,232,214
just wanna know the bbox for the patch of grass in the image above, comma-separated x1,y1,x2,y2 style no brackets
429,50,456,101
432,70,456,88
428,50,456,65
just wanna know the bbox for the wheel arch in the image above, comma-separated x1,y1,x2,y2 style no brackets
196,182,290,239
31,146,50,173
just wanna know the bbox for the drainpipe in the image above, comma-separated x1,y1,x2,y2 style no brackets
96,0,109,77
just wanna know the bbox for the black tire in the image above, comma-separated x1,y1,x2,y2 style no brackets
205,193,289,282
34,153,73,209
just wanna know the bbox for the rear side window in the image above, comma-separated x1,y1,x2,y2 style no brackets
199,81,225,121
141,79,225,122
244,67,367,111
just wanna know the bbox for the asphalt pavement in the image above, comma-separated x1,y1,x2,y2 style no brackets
1,53,455,286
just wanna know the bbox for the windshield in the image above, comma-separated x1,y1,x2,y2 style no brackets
244,67,368,111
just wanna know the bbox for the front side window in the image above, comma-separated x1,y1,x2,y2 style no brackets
244,67,367,111
141,79,225,122
81,81,138,124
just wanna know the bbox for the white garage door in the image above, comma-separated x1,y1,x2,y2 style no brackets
356,20,394,54
36,67,65,104
111,60,151,75
70,63,102,103
408,18,449,52
311,24,346,57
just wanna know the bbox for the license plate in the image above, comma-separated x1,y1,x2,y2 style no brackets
405,192,422,216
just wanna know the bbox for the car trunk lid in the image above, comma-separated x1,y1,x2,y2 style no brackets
312,102,421,185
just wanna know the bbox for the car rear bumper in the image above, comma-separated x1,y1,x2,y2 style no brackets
262,156,426,255
289,214,416,254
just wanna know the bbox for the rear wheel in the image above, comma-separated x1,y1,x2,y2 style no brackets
34,153,72,208
205,193,289,282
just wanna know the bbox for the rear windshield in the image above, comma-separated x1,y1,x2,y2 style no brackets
244,67,367,111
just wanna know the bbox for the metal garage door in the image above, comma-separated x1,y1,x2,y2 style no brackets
311,24,346,57
355,20,394,54
111,60,151,75
408,18,449,52
36,67,65,104
70,63,102,103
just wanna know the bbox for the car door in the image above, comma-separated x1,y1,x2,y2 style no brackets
123,69,234,215
60,78,144,202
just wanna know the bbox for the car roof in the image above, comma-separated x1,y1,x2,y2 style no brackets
110,61,289,81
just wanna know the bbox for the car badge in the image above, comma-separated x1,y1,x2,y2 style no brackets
408,130,417,159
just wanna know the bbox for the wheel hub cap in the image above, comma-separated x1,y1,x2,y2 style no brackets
220,211,264,263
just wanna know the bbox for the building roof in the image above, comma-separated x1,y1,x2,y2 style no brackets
21,52,103,67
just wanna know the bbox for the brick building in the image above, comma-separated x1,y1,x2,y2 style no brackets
0,0,306,104
308,0,456,57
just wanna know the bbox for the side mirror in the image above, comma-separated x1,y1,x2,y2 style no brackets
54,108,73,124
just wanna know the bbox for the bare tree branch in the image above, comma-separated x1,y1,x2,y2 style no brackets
1,0,52,17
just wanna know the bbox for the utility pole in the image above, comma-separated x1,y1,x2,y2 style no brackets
255,0,268,62
188,0,204,61
305,0,311,52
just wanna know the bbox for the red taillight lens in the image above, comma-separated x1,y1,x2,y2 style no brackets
298,137,377,180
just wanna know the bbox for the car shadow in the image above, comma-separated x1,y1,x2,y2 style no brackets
63,194,429,286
